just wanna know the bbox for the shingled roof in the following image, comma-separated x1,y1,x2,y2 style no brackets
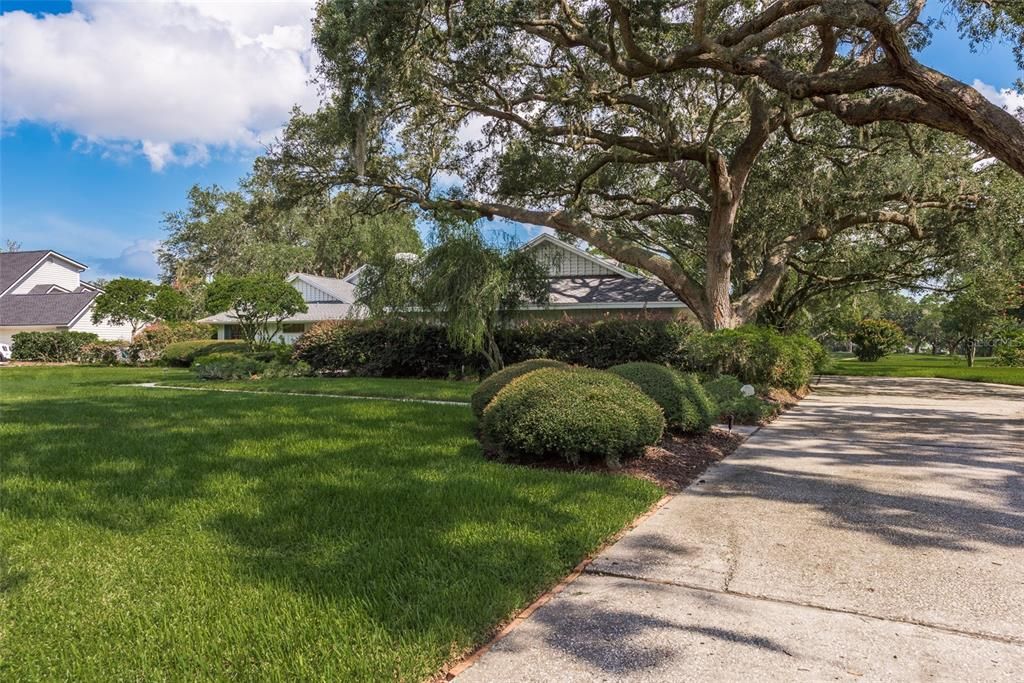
544,276,683,306
0,291,98,326
0,250,88,295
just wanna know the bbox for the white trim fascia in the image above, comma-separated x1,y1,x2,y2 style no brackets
341,264,366,284
46,285,71,293
66,296,100,328
520,233,641,279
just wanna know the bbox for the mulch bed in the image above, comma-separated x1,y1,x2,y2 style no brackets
623,428,746,491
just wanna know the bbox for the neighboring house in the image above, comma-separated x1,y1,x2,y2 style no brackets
0,250,134,344
200,271,366,344
199,234,691,343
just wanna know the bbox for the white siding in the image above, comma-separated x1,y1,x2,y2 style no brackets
531,242,620,277
292,279,340,303
10,256,83,294
68,304,134,341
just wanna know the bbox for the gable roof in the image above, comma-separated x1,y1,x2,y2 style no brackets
0,250,89,297
0,290,98,326
521,233,640,279
287,273,357,303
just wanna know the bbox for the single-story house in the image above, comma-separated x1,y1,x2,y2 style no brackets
0,250,134,344
199,234,691,343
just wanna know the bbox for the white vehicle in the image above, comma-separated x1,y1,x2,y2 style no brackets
0,343,11,362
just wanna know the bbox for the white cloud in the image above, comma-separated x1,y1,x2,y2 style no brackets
973,79,1024,116
0,0,318,170
90,239,162,281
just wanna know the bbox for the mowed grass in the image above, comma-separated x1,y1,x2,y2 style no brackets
827,353,1024,386
160,374,477,402
0,366,661,681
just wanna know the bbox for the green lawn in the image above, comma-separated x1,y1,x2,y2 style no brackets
826,353,1024,386
0,366,660,681
157,373,477,402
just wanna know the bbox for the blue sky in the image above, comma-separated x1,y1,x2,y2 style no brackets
1,1,1021,281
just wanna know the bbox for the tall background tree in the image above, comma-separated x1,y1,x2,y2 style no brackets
159,184,423,285
261,0,1022,330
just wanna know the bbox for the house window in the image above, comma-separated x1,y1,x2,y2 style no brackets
223,324,244,340
282,323,306,334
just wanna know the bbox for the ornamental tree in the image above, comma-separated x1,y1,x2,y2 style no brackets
91,278,157,337
262,0,1010,330
204,275,308,346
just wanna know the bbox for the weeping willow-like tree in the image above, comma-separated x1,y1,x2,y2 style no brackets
357,216,549,371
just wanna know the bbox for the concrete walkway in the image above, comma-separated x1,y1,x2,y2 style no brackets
458,376,1024,681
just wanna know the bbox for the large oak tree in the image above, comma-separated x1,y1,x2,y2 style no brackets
262,0,1021,329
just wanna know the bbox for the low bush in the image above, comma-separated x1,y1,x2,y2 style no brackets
851,319,905,362
498,318,696,368
471,358,568,418
995,329,1024,367
130,321,215,362
191,352,264,380
607,362,715,432
260,358,314,378
161,340,250,367
293,320,479,378
481,367,664,467
79,341,128,365
690,326,823,390
730,395,779,423
702,374,743,412
11,331,99,362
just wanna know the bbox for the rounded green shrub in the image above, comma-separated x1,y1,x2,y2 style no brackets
851,319,905,362
481,367,664,466
471,358,568,418
608,362,716,432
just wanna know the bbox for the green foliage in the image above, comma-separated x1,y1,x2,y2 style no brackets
91,278,157,335
129,321,216,363
191,352,264,380
692,327,824,389
79,341,128,365
995,329,1024,367
159,184,422,283
499,319,697,368
204,274,308,345
702,375,743,411
852,319,906,362
607,362,715,433
701,374,777,423
358,219,548,371
150,286,199,322
160,340,250,367
10,331,99,362
481,367,665,467
471,358,568,418
293,320,480,378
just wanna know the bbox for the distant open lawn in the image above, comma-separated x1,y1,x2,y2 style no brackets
0,366,660,681
155,372,477,403
827,353,1024,387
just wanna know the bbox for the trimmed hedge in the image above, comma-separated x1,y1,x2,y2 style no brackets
130,321,215,362
293,318,823,391
471,359,569,418
481,367,664,467
161,340,250,367
192,352,263,380
293,320,478,378
607,362,715,432
11,331,99,362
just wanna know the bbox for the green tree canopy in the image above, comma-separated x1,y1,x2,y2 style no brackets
261,0,1020,331
159,184,422,285
204,275,309,346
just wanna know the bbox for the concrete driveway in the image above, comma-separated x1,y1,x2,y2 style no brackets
457,376,1024,681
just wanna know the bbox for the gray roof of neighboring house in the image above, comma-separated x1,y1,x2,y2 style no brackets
0,291,98,326
543,276,684,306
289,273,357,303
0,250,88,295
198,302,364,325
